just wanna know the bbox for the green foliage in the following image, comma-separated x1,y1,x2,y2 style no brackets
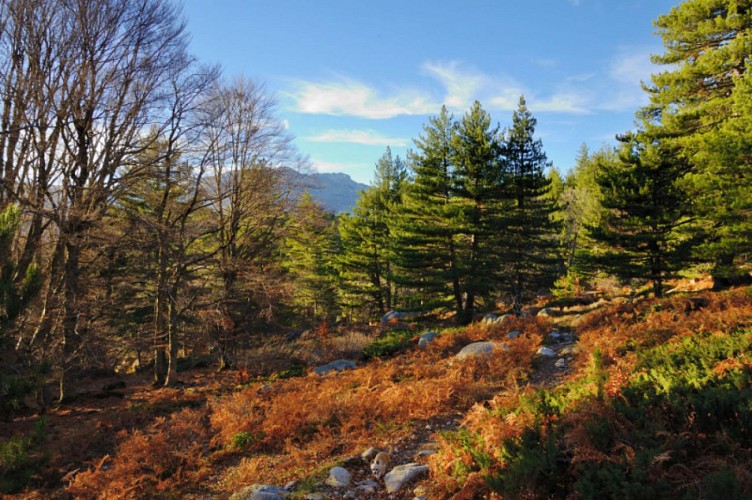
0,418,47,494
497,97,561,312
645,0,752,284
478,326,752,497
589,134,696,297
395,99,559,322
0,362,50,417
556,144,614,279
0,205,41,337
395,106,462,314
362,329,415,359
284,193,340,323
338,148,406,320
230,430,264,450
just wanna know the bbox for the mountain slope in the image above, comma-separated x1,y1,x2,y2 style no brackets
307,172,368,213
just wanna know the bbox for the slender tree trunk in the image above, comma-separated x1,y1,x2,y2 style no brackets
153,244,169,385
164,296,178,386
59,238,80,403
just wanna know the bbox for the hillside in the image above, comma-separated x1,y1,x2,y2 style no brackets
3,285,751,498
307,172,369,213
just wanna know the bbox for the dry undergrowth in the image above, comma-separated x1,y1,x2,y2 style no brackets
65,317,548,497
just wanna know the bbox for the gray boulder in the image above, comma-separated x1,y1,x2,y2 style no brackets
230,484,287,500
418,331,438,348
481,313,498,324
312,359,356,376
537,307,556,317
384,463,429,493
325,466,351,488
456,341,508,360
536,346,557,358
381,310,416,324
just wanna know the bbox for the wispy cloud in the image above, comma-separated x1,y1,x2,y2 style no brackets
307,129,409,147
599,46,657,110
530,92,591,114
287,77,435,119
286,56,636,120
310,159,373,184
422,60,487,110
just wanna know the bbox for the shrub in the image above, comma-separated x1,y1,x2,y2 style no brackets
0,418,47,494
362,329,415,358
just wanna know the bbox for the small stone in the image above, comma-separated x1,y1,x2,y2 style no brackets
304,495,324,500
361,447,379,462
418,331,438,348
325,466,351,488
416,449,436,457
481,313,498,324
507,330,521,339
560,345,576,356
229,484,287,500
555,358,567,369
356,479,379,494
456,341,507,360
284,481,296,491
313,359,356,376
537,307,555,317
536,346,556,358
384,463,429,493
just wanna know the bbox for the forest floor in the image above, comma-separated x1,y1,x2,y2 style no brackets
7,276,745,499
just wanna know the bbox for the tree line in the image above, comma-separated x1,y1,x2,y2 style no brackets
1,0,750,409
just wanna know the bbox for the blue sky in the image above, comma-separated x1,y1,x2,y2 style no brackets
182,0,678,184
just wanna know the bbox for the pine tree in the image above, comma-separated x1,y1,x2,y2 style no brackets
395,107,461,314
645,0,752,285
284,193,340,323
498,97,560,312
450,101,505,323
338,148,406,320
589,133,696,297
557,145,615,280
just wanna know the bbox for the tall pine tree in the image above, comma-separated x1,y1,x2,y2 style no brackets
395,107,461,314
645,0,752,285
338,148,406,320
590,133,696,297
451,101,505,323
498,97,560,313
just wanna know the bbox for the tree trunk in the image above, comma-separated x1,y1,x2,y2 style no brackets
164,297,178,386
59,238,80,403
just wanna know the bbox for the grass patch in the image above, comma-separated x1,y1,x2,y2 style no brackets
362,329,416,359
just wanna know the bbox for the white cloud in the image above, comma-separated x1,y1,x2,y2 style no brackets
287,78,436,119
599,46,657,110
287,60,601,120
310,159,373,184
307,129,409,147
530,92,591,114
422,60,487,110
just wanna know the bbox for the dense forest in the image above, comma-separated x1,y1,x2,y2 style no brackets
0,0,751,497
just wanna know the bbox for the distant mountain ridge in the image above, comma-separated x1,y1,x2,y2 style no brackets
305,171,369,213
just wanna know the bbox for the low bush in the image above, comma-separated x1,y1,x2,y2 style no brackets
429,288,752,498
0,418,47,494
